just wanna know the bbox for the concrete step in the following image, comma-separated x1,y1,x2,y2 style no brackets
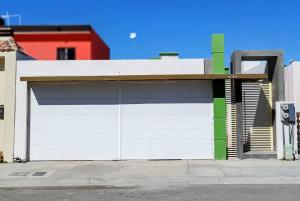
243,151,277,159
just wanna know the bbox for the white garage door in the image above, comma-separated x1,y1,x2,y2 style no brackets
29,83,120,160
121,81,213,159
29,81,213,160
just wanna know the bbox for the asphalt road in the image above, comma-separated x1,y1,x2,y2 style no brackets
0,185,299,201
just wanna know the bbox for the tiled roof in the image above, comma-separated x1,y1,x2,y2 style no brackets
0,37,24,52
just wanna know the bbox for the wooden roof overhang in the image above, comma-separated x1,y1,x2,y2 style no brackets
20,74,268,82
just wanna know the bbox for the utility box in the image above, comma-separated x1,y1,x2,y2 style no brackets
288,104,296,123
276,102,298,160
280,103,295,123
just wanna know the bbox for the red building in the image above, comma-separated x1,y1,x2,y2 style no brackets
10,25,110,60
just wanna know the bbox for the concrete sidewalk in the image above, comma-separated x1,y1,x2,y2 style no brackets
1,160,300,189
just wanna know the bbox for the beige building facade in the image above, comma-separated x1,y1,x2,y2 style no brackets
0,36,30,162
0,50,17,162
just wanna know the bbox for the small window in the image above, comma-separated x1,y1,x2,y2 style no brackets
57,48,76,60
0,105,4,120
0,57,4,71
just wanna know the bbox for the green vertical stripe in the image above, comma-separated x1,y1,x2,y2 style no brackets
212,34,227,160
212,53,225,74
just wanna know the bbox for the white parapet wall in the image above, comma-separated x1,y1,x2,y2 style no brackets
14,59,205,160
17,59,205,77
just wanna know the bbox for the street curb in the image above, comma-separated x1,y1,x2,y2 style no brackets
0,185,138,190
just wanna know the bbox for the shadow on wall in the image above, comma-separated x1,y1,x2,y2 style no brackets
253,89,272,127
30,81,212,105
243,84,272,152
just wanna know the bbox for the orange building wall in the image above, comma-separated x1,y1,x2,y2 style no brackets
91,29,110,60
14,32,110,60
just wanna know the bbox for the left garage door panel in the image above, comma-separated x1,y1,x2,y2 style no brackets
29,83,120,160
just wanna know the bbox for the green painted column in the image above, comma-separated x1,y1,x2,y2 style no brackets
212,34,227,160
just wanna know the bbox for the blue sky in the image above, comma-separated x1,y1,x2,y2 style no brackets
1,0,299,65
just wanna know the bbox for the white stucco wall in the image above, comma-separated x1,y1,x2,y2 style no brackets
14,59,205,160
241,61,267,74
285,61,300,112
17,59,205,77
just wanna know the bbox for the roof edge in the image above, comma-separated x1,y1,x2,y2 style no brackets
7,25,92,32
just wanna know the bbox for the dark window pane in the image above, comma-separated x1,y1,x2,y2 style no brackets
56,48,76,60
68,48,75,60
57,48,66,60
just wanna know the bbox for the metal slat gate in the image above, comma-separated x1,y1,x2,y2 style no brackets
241,81,273,152
226,79,237,159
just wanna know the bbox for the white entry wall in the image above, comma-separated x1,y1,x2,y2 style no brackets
285,61,300,112
29,81,213,160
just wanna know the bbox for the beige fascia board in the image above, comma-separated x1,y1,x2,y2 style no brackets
20,74,268,82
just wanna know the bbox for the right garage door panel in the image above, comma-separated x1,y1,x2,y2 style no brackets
121,81,213,159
